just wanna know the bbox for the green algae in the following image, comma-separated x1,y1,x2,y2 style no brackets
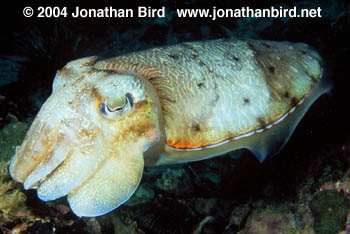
310,190,350,234
0,121,29,161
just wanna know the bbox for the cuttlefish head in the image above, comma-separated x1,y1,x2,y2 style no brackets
9,57,161,217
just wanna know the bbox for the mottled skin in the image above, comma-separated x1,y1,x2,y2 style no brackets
9,39,330,217
96,39,327,164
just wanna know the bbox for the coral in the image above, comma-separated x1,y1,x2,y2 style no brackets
310,190,350,234
320,171,350,199
0,160,32,224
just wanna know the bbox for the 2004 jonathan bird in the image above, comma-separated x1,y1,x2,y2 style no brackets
9,39,331,217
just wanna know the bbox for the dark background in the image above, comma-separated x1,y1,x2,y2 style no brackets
0,0,349,233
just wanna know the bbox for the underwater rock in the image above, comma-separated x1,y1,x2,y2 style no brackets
310,190,350,234
0,160,36,231
155,167,190,192
0,95,21,129
126,184,155,206
85,217,102,234
193,198,219,217
242,205,296,234
134,199,193,234
0,121,29,161
0,56,27,87
101,211,145,234
241,204,314,234
226,203,251,228
0,161,25,218
320,178,350,199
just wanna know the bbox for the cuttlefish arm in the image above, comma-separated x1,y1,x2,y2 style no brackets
68,138,145,216
9,57,161,217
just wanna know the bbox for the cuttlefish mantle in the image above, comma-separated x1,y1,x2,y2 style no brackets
9,39,331,217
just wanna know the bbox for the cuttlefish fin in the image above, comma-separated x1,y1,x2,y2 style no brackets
246,75,331,163
67,152,144,217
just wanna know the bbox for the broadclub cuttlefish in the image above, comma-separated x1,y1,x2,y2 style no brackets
9,39,331,217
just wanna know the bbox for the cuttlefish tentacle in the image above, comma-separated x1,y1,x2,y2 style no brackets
9,39,331,217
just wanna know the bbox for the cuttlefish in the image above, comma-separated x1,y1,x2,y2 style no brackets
9,39,331,217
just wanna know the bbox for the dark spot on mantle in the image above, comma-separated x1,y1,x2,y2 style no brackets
283,91,290,98
164,97,176,104
197,82,204,88
243,98,250,104
192,124,201,132
198,59,206,67
268,66,275,73
168,54,180,60
257,117,266,128
191,53,198,59
291,97,298,107
214,94,220,103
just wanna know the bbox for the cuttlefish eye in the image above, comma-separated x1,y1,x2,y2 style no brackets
100,93,134,117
